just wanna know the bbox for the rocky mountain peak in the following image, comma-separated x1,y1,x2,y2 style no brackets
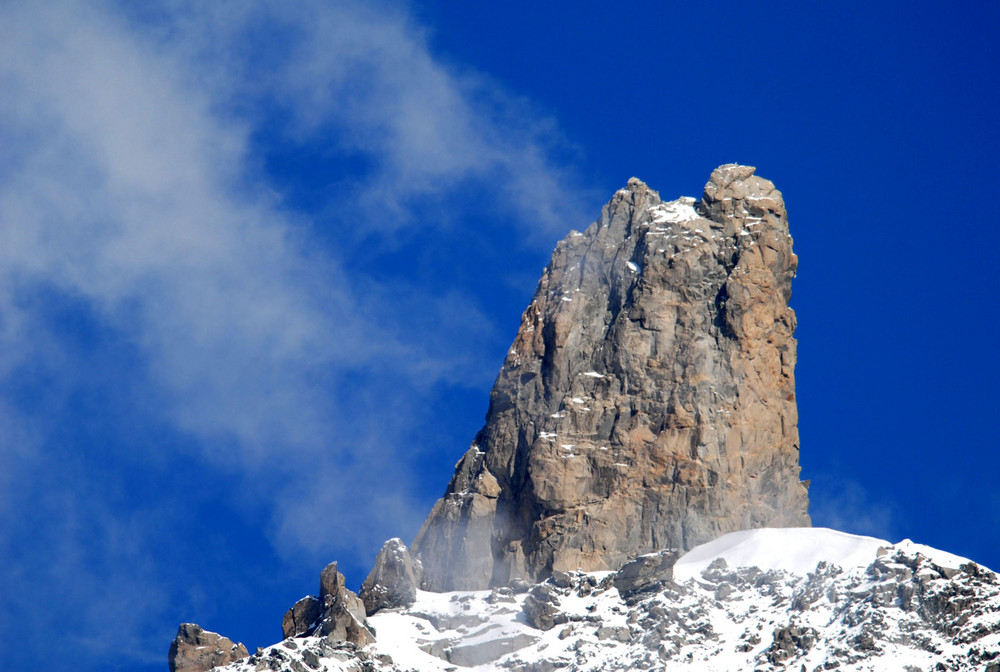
411,164,810,591
623,176,656,195
171,166,999,672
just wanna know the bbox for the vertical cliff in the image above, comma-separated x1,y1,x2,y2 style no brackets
411,164,810,591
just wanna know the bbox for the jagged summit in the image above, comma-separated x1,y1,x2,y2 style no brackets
411,164,810,591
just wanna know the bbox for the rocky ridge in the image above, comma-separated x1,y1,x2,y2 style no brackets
412,164,810,591
211,529,1000,672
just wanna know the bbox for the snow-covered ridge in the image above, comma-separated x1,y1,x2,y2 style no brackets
219,528,998,672
673,527,975,581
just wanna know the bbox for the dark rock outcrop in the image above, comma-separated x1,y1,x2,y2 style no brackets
168,623,248,672
360,538,421,616
412,165,810,590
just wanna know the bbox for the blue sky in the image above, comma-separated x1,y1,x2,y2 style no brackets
0,2,997,670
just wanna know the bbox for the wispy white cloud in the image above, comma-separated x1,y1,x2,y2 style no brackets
146,0,591,237
0,0,570,473
808,479,900,542
0,1,587,667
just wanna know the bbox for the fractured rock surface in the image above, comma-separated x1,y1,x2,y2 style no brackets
412,165,810,591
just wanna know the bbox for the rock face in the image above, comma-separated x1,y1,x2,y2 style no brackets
281,596,321,639
412,164,810,591
360,538,421,616
168,623,248,672
280,562,375,647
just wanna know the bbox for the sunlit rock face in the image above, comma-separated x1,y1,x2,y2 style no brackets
412,164,811,591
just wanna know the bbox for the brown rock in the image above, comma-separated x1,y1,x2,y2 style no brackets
281,595,321,639
412,165,810,591
168,623,248,672
360,538,421,616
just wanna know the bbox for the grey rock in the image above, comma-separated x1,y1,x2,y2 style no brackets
301,649,321,670
714,583,735,601
766,624,817,664
549,570,574,589
418,639,453,661
360,538,421,616
596,625,632,642
411,608,486,632
412,165,810,591
522,584,568,631
488,586,516,604
613,550,679,598
446,633,539,667
510,578,533,594
168,623,248,672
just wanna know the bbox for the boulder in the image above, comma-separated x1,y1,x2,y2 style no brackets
612,550,680,597
766,624,817,664
168,623,248,672
522,584,568,631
